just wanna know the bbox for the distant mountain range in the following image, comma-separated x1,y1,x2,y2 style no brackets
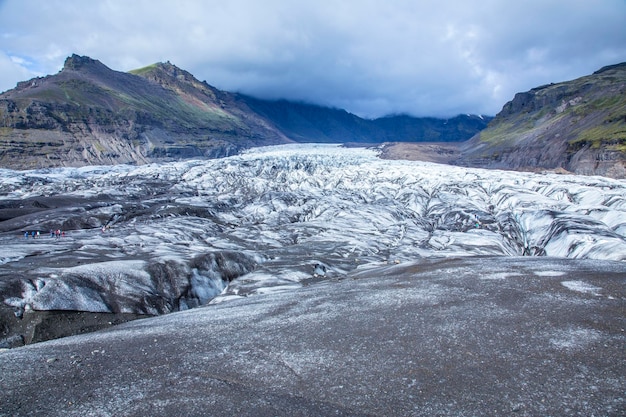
241,96,490,144
0,55,490,169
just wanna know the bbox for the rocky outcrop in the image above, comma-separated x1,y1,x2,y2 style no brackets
456,62,626,178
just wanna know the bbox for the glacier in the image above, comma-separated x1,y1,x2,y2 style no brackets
0,143,625,326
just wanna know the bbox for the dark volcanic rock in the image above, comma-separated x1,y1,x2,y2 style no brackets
0,307,145,347
0,257,624,416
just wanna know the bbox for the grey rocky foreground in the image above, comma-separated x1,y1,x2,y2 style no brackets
1,256,624,417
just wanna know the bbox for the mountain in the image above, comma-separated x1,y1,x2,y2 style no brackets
0,55,291,169
456,62,626,178
0,54,490,169
239,95,491,143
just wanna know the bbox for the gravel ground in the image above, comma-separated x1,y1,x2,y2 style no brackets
1,256,624,416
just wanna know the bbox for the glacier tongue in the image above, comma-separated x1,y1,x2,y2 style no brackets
1,144,625,319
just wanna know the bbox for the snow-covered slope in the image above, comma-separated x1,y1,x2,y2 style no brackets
1,144,625,320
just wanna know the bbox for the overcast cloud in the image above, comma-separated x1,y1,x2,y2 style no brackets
0,0,625,117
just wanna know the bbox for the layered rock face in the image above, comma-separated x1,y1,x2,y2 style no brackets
457,63,626,178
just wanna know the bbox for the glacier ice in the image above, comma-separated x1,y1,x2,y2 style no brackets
1,144,625,315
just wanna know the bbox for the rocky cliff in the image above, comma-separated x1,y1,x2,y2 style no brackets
456,63,626,178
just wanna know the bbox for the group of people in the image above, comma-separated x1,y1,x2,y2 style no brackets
23,229,65,239
51,229,65,238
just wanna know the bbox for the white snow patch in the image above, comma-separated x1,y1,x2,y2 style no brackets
561,280,602,295
480,272,520,280
534,271,566,277
208,294,246,304
252,285,302,295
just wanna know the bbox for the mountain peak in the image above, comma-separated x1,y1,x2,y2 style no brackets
0,54,488,170
62,54,107,72
130,61,196,82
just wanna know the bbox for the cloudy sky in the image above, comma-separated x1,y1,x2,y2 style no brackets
1,0,625,118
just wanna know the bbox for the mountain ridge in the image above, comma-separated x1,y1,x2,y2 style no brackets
241,95,491,143
0,54,489,169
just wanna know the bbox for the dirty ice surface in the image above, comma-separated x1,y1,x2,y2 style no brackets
0,144,625,316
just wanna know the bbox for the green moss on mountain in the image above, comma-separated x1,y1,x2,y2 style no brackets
127,63,160,76
0,55,292,168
